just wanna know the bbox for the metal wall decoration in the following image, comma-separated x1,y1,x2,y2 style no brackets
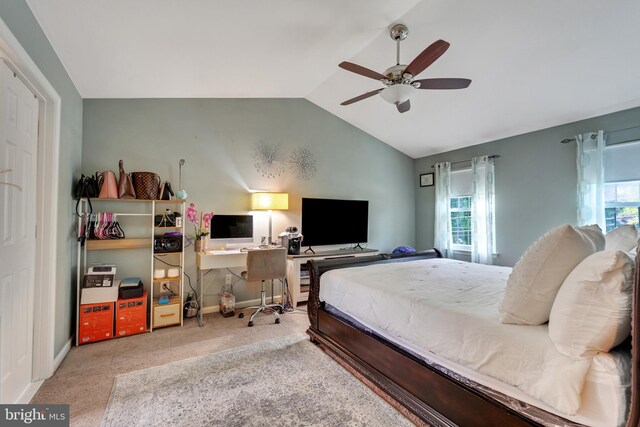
253,142,285,178
252,143,318,181
289,147,317,180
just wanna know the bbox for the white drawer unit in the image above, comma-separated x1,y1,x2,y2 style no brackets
153,302,181,328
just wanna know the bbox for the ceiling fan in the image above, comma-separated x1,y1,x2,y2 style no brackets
339,24,471,113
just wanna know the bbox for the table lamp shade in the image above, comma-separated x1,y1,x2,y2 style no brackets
251,192,289,211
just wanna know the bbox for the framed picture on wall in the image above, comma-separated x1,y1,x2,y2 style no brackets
420,173,434,187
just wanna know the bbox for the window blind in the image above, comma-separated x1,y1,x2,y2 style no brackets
604,140,640,183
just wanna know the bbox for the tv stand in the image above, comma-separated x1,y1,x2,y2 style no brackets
353,243,364,250
286,248,378,307
304,247,316,254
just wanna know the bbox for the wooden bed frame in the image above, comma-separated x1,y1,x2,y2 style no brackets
306,249,640,427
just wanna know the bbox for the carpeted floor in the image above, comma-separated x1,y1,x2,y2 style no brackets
102,333,413,427
31,309,313,426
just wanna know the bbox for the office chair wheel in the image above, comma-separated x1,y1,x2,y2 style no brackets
275,318,280,324
248,320,254,327
238,312,245,318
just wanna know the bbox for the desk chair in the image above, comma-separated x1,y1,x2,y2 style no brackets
238,248,287,327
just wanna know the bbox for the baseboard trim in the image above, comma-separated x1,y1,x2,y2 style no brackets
201,295,282,315
15,334,70,404
52,337,72,374
20,379,44,404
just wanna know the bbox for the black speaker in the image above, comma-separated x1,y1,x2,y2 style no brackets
288,237,301,255
154,236,182,253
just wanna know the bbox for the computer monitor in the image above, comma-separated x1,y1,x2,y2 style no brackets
209,214,254,245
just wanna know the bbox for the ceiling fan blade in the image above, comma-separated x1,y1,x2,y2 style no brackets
340,89,383,106
404,39,450,78
414,78,471,90
396,99,411,113
339,62,387,81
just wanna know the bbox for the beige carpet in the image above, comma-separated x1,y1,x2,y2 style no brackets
102,333,413,426
31,309,311,427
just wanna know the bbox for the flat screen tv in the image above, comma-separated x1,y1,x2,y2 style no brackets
301,198,368,248
209,215,254,244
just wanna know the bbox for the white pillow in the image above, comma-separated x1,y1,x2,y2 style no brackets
499,225,595,325
604,225,639,251
549,251,633,359
575,224,605,252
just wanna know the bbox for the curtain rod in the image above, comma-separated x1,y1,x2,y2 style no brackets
560,124,640,144
430,154,500,169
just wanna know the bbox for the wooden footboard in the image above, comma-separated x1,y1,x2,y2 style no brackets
630,251,640,427
306,250,640,427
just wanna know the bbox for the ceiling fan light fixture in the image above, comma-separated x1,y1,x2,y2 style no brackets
380,84,415,105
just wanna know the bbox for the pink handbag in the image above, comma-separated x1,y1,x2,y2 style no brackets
97,170,118,199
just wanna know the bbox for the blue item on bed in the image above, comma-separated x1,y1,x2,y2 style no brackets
392,246,416,254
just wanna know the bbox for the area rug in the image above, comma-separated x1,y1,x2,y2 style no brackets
102,333,413,426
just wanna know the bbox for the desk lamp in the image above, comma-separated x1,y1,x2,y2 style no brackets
175,159,188,199
250,192,289,245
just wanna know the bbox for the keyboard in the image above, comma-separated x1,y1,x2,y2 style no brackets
208,249,242,255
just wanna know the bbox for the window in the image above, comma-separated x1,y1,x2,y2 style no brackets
605,181,640,232
450,196,472,249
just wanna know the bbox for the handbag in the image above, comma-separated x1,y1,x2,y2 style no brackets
159,181,174,200
131,172,161,200
154,210,182,227
75,174,99,216
97,170,118,199
118,160,136,199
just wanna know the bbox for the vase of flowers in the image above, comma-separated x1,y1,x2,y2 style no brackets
186,203,213,252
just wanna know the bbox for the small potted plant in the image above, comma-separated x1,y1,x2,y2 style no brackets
186,203,213,252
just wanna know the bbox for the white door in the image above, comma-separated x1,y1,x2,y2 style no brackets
0,61,39,403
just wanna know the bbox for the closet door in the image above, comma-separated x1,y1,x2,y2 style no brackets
0,60,39,403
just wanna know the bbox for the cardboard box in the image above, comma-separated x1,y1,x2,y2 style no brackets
81,280,120,305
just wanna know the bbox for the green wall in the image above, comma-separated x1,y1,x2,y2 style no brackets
5,0,639,350
82,98,416,307
414,106,640,267
0,1,83,356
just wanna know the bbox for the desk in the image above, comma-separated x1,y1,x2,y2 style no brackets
196,248,377,325
196,250,249,326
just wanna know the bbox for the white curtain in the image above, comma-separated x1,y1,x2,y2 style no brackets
471,156,496,264
434,162,453,258
576,130,605,230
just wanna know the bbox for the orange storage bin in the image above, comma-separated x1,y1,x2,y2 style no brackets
79,302,114,344
115,291,147,337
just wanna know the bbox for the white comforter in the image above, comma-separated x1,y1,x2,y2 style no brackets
319,258,595,415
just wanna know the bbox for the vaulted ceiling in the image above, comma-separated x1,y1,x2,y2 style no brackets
26,0,640,158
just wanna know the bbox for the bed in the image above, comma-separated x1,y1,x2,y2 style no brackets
305,249,640,427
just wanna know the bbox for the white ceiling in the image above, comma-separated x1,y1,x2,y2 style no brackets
26,0,640,158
